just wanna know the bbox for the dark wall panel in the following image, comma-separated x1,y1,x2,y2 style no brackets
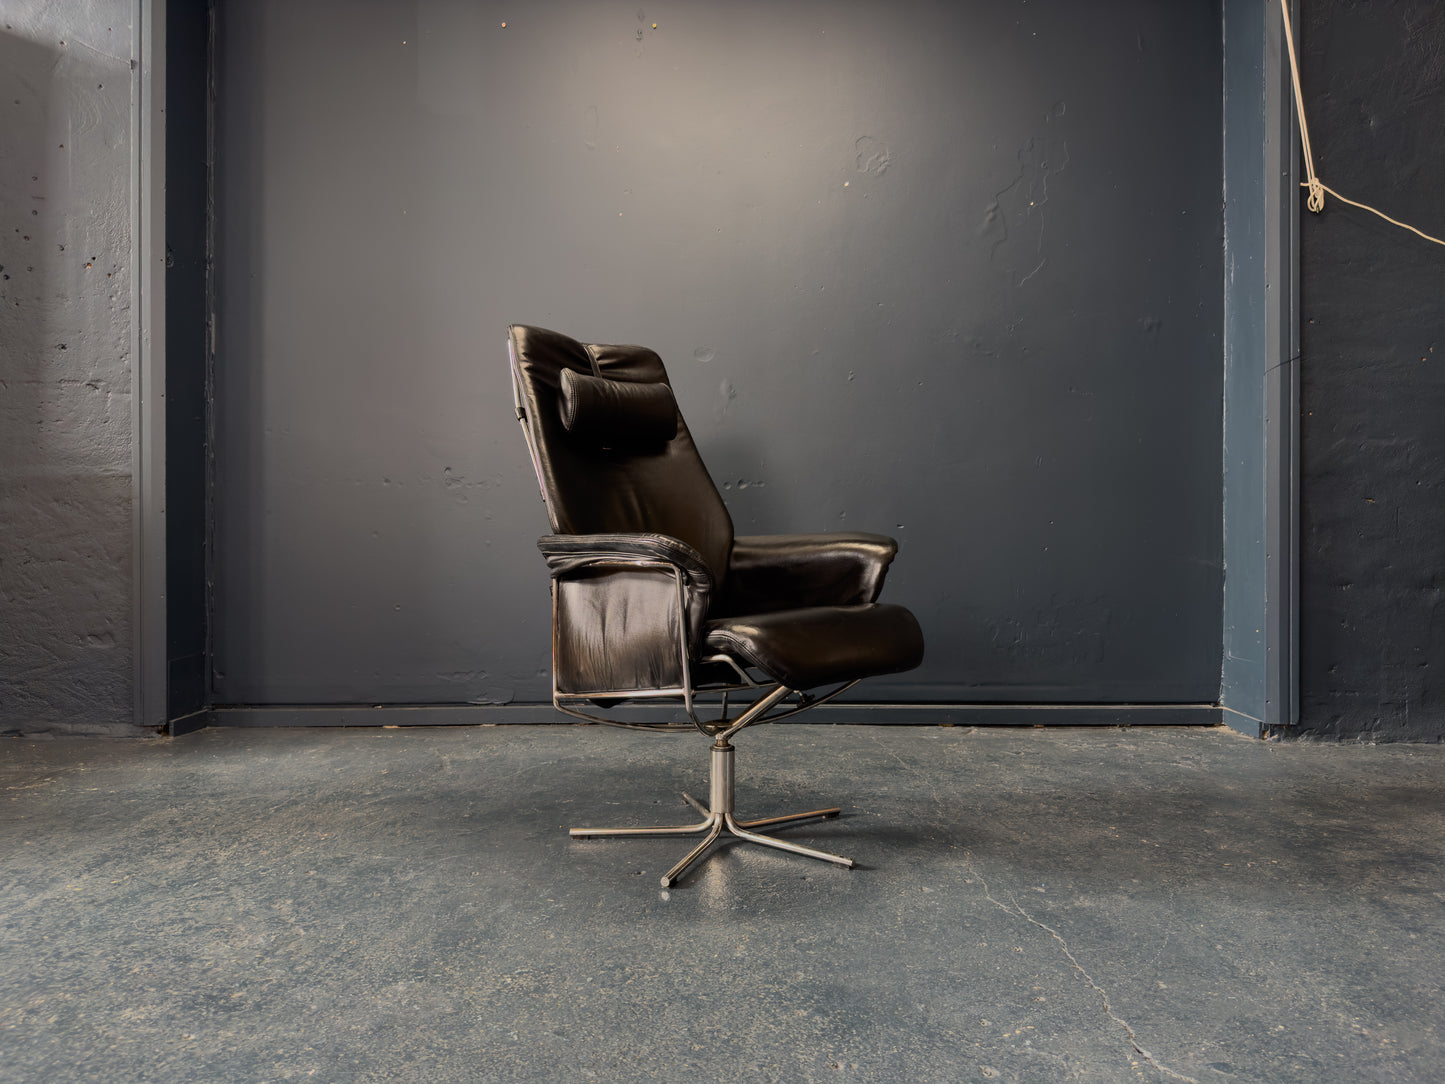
166,0,212,719
1298,0,1445,740
212,0,1223,706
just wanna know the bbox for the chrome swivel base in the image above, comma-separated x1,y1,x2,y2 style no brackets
569,738,856,887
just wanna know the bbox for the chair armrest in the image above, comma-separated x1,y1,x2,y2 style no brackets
538,532,713,583
716,533,899,617
537,533,715,643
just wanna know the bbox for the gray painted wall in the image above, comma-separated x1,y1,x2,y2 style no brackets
1297,0,1445,741
165,0,211,719
0,2,142,736
211,0,1226,709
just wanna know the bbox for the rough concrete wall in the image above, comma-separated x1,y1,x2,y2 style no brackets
0,2,141,735
1298,1,1445,740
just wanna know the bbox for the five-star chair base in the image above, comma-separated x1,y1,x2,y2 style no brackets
569,738,856,887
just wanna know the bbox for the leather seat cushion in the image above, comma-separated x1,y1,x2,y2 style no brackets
702,603,925,691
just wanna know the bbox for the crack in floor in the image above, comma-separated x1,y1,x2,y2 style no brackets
964,854,1199,1084
865,730,951,812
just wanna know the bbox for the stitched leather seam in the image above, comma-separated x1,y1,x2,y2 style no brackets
582,343,604,377
558,369,580,430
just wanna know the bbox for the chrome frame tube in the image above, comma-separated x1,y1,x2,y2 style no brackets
723,813,853,869
552,678,860,734
509,336,552,524
570,814,715,839
699,653,764,687
734,679,860,726
714,683,793,742
552,702,695,732
660,819,726,887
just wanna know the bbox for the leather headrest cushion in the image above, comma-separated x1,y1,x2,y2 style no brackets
558,368,678,444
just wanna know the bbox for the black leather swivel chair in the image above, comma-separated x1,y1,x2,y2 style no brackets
509,325,925,886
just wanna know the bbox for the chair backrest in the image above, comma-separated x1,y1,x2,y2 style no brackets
508,324,735,585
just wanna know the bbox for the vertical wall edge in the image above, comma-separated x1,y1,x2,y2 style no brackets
1220,0,1298,737
134,0,168,729
1263,0,1301,733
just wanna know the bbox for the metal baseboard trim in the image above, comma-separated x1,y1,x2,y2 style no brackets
807,703,1221,726
165,708,212,737
194,703,1223,731
205,704,572,728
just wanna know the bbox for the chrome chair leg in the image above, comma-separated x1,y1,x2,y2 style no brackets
724,812,854,869
569,737,854,886
569,812,714,838
736,806,841,830
660,816,726,887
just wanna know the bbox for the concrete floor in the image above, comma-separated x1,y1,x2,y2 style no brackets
1,723,1442,1084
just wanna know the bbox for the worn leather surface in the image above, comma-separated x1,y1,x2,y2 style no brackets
512,324,925,694
717,533,898,617
704,604,925,691
553,566,688,695
537,532,714,644
558,368,678,445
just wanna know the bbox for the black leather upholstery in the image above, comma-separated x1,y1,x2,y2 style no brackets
705,604,924,691
558,368,678,445
510,324,733,583
537,532,714,647
510,324,924,696
716,533,899,617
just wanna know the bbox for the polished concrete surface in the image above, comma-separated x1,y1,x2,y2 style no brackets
2,723,1442,1083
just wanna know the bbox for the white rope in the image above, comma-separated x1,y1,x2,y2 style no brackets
1278,0,1444,247
1305,181,1445,247
1278,0,1325,212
